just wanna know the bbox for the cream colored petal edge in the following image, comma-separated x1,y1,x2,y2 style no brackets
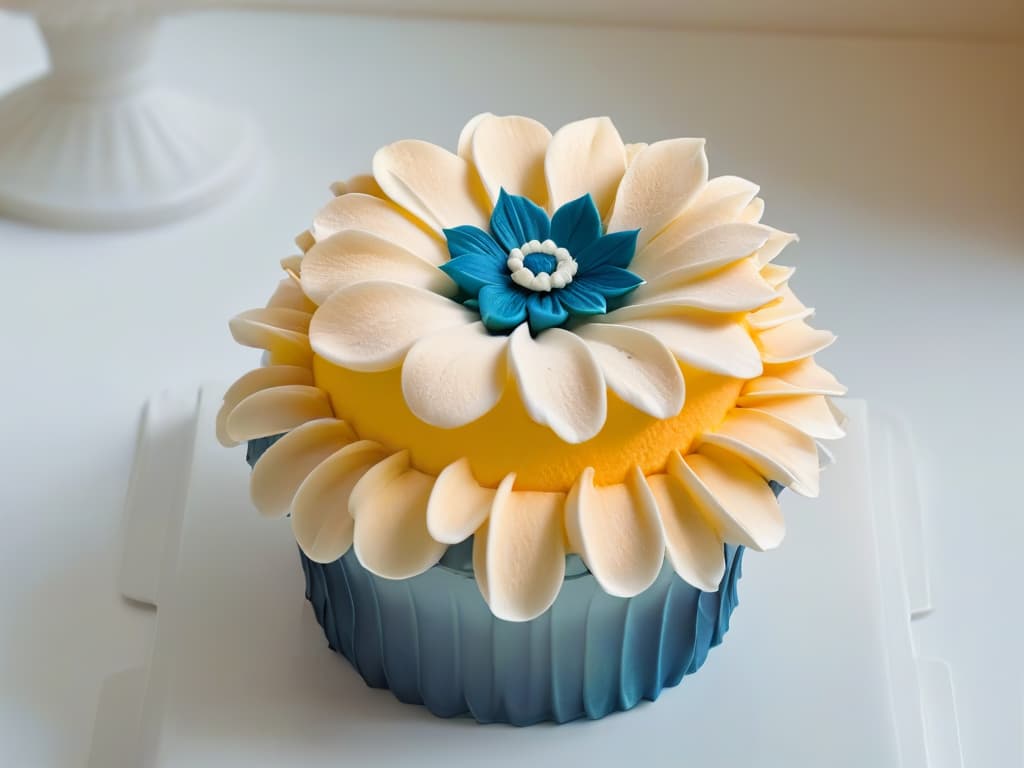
668,448,785,551
645,473,725,591
698,409,821,497
565,467,665,598
742,394,846,440
310,192,447,266
739,357,847,401
229,307,312,366
457,112,493,159
266,277,315,313
631,222,773,283
300,230,456,306
479,475,566,622
225,385,333,444
248,418,358,518
573,323,684,419
747,284,813,330
373,139,489,233
756,319,836,365
508,325,607,444
470,114,551,205
607,138,707,246
426,458,496,544
309,281,476,372
291,440,391,563
401,322,508,429
350,451,446,579
217,365,313,446
626,257,779,314
544,116,626,216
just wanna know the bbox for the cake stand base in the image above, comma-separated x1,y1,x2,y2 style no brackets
94,389,963,767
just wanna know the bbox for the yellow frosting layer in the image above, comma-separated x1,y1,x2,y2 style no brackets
312,354,743,491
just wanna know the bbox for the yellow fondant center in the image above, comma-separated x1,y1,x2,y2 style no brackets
312,355,743,492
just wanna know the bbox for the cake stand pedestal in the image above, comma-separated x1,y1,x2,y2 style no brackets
93,389,963,768
0,10,256,229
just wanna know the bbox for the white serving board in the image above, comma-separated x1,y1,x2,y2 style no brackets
90,389,962,768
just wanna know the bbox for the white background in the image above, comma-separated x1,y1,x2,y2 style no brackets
0,8,1022,767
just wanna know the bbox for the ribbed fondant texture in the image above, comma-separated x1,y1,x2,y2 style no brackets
247,435,749,725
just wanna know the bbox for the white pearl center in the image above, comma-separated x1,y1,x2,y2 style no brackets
506,239,578,292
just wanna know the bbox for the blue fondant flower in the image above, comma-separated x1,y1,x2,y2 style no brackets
441,190,644,334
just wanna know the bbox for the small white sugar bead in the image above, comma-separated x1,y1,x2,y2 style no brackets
506,257,524,271
551,272,567,289
512,268,534,288
534,272,552,292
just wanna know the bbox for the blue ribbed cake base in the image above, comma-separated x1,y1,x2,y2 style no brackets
248,435,748,726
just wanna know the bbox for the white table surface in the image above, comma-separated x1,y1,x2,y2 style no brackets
0,9,1021,768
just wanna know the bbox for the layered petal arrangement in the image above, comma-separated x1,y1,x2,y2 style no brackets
218,114,845,622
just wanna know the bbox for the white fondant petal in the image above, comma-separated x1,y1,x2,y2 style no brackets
746,284,813,330
627,257,778,313
545,117,626,216
295,229,315,253
479,475,566,622
668,447,785,550
740,358,848,401
229,307,312,365
624,142,648,164
645,473,724,591
756,229,798,266
607,138,707,245
739,197,765,223
247,418,358,518
350,451,446,579
372,139,488,233
470,115,551,204
217,365,313,446
632,222,773,282
401,322,507,428
457,112,493,159
756,319,836,364
699,410,821,497
225,385,333,444
565,467,665,597
291,440,390,563
759,263,795,288
607,313,763,379
426,458,496,544
310,193,447,265
309,281,476,372
743,395,846,440
301,230,456,305
508,325,607,443
573,323,684,419
266,277,315,313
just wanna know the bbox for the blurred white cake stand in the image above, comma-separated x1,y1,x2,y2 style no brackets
0,2,255,228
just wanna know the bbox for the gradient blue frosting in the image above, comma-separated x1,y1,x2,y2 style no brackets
248,435,769,725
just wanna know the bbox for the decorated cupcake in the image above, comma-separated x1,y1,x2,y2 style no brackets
217,114,845,725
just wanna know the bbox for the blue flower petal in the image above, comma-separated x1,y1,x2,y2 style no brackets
579,266,645,298
557,281,608,316
443,224,508,262
441,252,509,294
490,189,551,252
526,293,570,334
550,194,602,255
575,229,640,272
478,283,528,331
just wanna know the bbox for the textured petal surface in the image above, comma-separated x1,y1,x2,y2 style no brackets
756,319,836,364
310,193,447,265
426,458,496,544
248,418,357,518
301,230,455,305
351,451,446,579
508,325,607,443
478,283,528,330
743,395,846,439
608,312,763,378
291,440,391,563
373,139,488,233
565,467,665,597
699,410,821,497
310,281,476,372
607,138,707,245
669,447,785,550
470,115,551,204
549,193,602,255
217,365,312,446
401,322,508,428
740,358,848,401
545,117,626,216
646,473,724,591
225,385,333,443
477,475,566,621
574,323,684,418
632,222,773,282
628,257,778,313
